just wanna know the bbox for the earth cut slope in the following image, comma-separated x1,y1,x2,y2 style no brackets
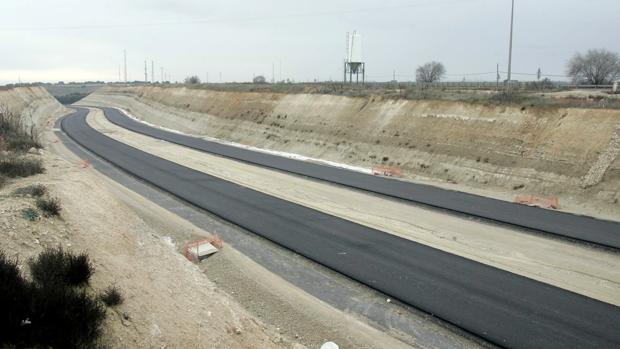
80,85,620,217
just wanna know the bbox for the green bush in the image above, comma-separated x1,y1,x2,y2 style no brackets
13,183,47,197
0,156,44,178
1,248,107,348
27,286,105,348
21,207,39,221
29,247,93,287
36,196,61,217
66,253,94,286
0,252,32,344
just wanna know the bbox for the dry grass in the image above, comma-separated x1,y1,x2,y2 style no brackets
181,82,620,110
13,183,47,197
0,106,40,151
35,196,62,217
100,285,123,307
0,156,44,178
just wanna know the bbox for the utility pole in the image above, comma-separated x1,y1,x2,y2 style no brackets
144,60,148,82
161,67,164,82
118,65,121,82
123,50,127,83
507,0,515,86
272,63,275,83
151,61,155,83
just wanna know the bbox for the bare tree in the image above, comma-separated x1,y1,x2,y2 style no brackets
416,62,446,83
184,75,201,84
253,75,267,84
567,49,620,85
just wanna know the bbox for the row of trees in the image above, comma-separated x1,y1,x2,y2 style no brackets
414,49,620,85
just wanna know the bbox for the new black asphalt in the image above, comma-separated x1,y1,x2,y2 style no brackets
62,107,620,348
100,107,620,249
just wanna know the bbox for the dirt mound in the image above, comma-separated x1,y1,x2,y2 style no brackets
80,86,620,218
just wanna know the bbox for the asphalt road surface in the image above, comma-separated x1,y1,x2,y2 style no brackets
99,107,620,249
63,107,620,348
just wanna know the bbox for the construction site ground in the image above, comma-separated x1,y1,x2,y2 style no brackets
86,107,620,307
1,104,430,348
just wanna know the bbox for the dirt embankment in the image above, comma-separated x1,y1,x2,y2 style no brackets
0,86,67,128
81,86,620,218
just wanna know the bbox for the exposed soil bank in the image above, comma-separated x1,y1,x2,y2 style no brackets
0,86,67,128
81,86,620,218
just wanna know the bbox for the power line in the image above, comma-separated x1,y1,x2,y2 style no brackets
368,71,495,79
500,71,569,77
444,72,496,76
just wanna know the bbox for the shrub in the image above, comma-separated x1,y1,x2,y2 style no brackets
29,247,93,287
22,207,40,221
184,75,201,84
1,249,106,348
27,286,105,348
0,156,44,178
0,174,7,188
66,253,94,286
13,183,47,197
253,75,267,84
0,252,31,344
29,247,68,287
36,196,61,217
100,285,123,306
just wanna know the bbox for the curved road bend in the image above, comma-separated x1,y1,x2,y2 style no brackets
62,108,620,348
99,107,620,249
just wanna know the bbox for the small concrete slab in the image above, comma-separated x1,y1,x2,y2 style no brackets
184,240,219,261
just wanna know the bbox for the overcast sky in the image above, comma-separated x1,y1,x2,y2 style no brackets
0,0,618,84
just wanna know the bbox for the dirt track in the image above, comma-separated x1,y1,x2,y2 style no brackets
87,107,620,307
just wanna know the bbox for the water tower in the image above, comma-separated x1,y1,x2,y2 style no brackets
344,31,365,84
